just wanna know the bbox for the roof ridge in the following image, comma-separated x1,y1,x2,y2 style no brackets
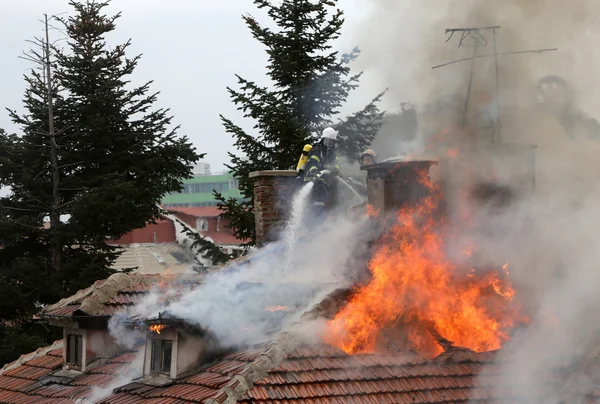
205,332,300,404
79,273,158,315
0,339,63,375
204,287,353,403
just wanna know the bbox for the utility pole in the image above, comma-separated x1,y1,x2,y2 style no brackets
432,26,557,143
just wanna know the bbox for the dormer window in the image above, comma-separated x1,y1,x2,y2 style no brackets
144,325,177,380
141,316,225,385
63,328,86,371
66,334,83,367
150,339,172,374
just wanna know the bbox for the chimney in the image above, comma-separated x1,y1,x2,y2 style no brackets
362,160,438,215
249,170,297,247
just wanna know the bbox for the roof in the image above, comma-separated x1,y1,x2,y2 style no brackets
41,272,204,318
168,207,223,218
0,278,594,403
202,230,245,246
0,340,140,403
111,245,202,274
0,337,566,404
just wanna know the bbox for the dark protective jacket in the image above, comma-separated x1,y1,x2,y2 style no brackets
303,142,341,183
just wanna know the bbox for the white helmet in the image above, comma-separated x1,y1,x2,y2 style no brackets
321,127,338,141
321,127,338,148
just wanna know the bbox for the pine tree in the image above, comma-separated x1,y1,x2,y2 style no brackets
0,1,200,365
54,0,199,240
216,0,385,245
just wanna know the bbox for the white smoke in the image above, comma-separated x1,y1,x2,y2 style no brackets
350,0,600,402
113,187,373,350
82,351,144,404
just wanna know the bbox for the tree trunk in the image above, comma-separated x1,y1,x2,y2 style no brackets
45,14,61,273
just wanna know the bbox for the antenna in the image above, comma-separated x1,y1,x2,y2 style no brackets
432,26,557,143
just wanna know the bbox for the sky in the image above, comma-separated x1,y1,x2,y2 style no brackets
0,0,384,174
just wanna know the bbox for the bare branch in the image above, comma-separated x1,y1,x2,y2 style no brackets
14,221,41,230
55,125,73,136
1,206,38,212
18,55,43,65
58,161,84,169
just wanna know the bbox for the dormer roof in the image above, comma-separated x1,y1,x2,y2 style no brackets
40,273,204,319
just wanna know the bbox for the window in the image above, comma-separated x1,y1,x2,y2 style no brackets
66,334,82,367
150,339,172,374
196,219,208,231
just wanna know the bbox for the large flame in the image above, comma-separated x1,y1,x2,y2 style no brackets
325,167,521,358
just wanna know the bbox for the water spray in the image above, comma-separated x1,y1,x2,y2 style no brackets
281,182,314,274
336,177,366,204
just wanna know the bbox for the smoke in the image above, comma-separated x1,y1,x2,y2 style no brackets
352,0,600,402
80,350,144,404
113,188,373,351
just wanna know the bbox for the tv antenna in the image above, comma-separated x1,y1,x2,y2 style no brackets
432,26,557,143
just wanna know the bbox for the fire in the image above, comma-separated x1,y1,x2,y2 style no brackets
366,204,380,218
266,305,288,312
149,324,166,334
325,168,521,358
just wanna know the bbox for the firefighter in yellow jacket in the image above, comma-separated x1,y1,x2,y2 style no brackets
303,127,341,217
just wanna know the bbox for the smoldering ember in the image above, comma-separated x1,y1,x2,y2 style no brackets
5,0,600,403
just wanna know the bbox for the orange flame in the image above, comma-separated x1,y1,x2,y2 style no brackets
149,324,166,334
324,169,521,358
366,204,380,218
266,305,288,312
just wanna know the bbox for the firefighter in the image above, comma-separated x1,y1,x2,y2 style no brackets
304,127,341,217
360,149,377,167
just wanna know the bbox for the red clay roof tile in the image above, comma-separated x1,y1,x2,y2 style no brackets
0,377,37,391
91,362,128,375
26,355,63,369
72,373,115,387
205,360,248,375
182,372,231,389
3,365,53,380
108,352,138,364
0,335,558,404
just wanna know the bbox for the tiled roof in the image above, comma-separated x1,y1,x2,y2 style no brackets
201,230,245,246
98,342,563,404
167,207,223,218
111,245,202,274
0,331,586,404
41,272,204,318
0,340,139,403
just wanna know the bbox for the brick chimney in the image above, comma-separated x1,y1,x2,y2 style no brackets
249,170,297,247
362,160,438,215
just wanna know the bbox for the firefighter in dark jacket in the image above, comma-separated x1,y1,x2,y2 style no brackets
303,127,341,217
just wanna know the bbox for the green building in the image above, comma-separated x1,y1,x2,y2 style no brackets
162,163,243,207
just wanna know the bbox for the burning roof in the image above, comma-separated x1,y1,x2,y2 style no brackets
325,160,526,359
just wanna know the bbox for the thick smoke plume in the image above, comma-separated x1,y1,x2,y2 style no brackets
353,0,600,402
113,186,373,347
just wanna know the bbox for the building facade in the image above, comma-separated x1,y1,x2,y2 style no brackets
162,163,243,208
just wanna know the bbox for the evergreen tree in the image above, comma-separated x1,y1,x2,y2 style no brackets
0,1,199,365
216,0,385,245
